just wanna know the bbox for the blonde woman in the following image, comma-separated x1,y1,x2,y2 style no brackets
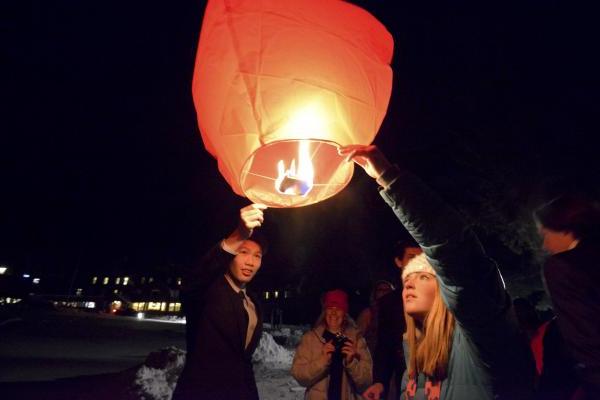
291,289,372,400
341,145,534,400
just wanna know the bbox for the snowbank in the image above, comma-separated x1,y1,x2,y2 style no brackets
134,346,186,400
252,330,294,366
133,331,303,400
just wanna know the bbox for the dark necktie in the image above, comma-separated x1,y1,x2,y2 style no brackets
238,290,255,349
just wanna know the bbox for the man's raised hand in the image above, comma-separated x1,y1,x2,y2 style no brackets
239,203,267,238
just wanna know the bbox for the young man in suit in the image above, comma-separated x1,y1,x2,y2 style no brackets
173,203,267,400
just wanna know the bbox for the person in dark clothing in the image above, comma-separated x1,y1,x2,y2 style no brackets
513,297,580,399
536,193,600,399
172,203,267,400
340,144,534,400
532,316,581,400
362,244,422,400
357,280,395,353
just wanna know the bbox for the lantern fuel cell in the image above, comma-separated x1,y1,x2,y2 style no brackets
277,176,312,197
193,0,393,208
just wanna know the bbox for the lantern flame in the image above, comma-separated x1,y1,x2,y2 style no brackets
275,141,314,196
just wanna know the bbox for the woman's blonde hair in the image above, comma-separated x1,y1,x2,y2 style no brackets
404,278,455,380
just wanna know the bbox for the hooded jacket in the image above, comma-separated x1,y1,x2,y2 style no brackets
291,324,372,400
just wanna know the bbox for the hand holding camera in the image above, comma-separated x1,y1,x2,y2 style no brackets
333,333,357,364
321,340,336,363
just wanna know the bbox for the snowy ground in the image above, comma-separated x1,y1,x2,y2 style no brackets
0,307,308,399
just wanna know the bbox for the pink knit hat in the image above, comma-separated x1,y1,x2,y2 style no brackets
322,289,349,313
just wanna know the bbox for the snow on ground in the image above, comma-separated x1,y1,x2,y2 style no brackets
134,347,186,400
134,331,304,400
0,307,308,399
253,331,304,400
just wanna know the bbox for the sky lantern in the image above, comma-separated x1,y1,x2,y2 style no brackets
192,0,394,208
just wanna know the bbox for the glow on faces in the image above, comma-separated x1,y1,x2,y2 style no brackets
228,240,263,286
402,271,437,321
325,306,345,332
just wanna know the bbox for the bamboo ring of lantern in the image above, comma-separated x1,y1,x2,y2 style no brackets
192,0,394,208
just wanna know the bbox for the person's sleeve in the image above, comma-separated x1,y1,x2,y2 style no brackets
291,333,330,387
379,168,508,333
181,242,233,302
372,296,396,389
356,308,370,336
345,336,373,393
544,256,600,386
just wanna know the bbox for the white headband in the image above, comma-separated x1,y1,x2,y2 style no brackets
401,253,436,280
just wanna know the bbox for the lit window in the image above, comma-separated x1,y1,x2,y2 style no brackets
148,302,161,311
115,277,121,285
123,277,129,286
161,302,167,312
0,266,7,275
103,277,109,285
284,290,290,298
177,278,182,286
141,277,146,284
274,291,279,299
33,278,40,284
148,277,154,283
113,289,119,294
76,288,83,296
174,302,181,312
92,276,98,284
265,292,269,300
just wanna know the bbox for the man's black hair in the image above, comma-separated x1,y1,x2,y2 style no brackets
393,238,419,258
534,193,600,239
246,231,269,255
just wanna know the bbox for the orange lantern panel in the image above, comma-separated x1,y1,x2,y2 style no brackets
193,0,394,207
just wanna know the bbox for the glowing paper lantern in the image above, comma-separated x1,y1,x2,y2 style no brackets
192,0,393,207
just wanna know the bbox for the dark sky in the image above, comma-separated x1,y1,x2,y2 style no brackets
3,1,598,294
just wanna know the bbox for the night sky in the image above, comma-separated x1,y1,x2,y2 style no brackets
4,1,598,298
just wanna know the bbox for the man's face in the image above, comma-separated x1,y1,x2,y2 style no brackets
228,240,263,286
374,282,393,300
539,226,577,255
394,246,423,269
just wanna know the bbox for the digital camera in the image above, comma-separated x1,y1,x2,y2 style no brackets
333,332,350,352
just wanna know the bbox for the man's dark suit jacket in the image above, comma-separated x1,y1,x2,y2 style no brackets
172,244,263,400
373,289,406,399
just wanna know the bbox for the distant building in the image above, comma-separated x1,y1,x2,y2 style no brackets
83,273,182,315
